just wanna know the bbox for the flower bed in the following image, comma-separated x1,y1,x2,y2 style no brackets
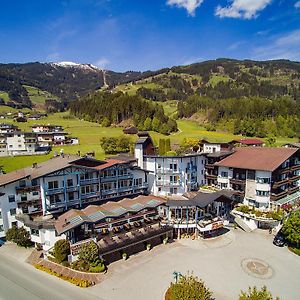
34,264,94,287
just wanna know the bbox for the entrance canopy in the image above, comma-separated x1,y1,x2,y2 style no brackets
166,190,235,208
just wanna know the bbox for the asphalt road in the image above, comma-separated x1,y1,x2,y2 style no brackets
0,252,100,300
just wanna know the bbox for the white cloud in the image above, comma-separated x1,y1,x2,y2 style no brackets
253,29,300,60
215,0,272,19
94,57,110,69
166,0,204,16
295,1,300,8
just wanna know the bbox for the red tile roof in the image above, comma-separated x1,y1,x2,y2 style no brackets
239,138,263,145
215,147,299,172
94,159,127,170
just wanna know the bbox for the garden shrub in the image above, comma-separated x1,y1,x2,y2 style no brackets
6,226,32,247
53,239,70,263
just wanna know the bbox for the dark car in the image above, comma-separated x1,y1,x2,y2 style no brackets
273,231,286,247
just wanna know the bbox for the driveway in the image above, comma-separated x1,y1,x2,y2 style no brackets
87,229,300,300
0,230,299,300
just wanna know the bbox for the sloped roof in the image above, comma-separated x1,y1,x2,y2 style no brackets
215,147,298,172
0,155,80,186
239,138,263,145
55,195,166,235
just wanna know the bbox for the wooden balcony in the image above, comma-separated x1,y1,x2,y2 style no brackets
16,185,40,194
230,178,246,185
206,174,217,180
272,178,289,188
205,164,215,169
290,164,300,171
288,186,300,194
289,174,300,182
270,190,288,201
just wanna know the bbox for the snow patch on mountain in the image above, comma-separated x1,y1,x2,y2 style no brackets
50,61,102,72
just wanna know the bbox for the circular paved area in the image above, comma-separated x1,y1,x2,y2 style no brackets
241,258,274,279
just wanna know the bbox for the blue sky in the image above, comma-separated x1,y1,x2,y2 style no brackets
0,0,299,71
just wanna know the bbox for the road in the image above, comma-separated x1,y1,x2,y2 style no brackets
0,252,101,300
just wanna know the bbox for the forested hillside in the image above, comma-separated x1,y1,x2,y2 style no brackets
112,59,300,137
0,62,146,109
70,91,177,134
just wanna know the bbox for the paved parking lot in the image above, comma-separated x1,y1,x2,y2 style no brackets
0,229,299,300
88,229,300,300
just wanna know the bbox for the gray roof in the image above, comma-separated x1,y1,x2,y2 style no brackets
166,190,235,208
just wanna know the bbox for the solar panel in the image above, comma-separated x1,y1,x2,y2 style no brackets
88,211,106,221
69,215,83,225
130,203,144,210
147,199,160,206
111,207,127,215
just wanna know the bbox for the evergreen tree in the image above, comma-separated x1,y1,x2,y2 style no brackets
158,139,166,155
143,117,152,131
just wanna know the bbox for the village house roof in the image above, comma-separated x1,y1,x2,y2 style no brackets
215,147,299,172
0,155,80,186
238,138,263,145
284,142,300,148
55,195,166,235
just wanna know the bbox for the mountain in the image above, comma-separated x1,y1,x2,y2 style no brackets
1,58,300,124
72,58,300,138
0,62,146,109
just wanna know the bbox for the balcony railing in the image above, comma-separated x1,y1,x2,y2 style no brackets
156,168,181,174
156,180,181,187
230,178,246,185
16,185,40,194
270,189,288,201
45,187,64,196
272,178,289,188
80,178,99,185
290,164,300,171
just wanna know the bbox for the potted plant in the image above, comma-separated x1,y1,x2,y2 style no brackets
146,243,151,251
163,237,168,245
122,252,128,260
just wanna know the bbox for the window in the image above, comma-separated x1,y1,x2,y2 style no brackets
256,177,270,184
10,208,16,216
49,194,60,204
48,181,58,189
8,195,15,203
256,190,270,197
21,194,27,202
31,228,39,236
19,180,26,187
67,179,73,187
68,192,74,201
170,187,178,194
247,170,255,180
157,164,161,169
221,171,228,178
220,183,228,189
31,179,38,186
0,225,3,232
32,191,39,196
0,210,2,218
170,163,178,171
158,187,162,192
11,221,17,227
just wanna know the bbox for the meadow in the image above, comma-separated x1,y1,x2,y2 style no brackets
0,111,297,173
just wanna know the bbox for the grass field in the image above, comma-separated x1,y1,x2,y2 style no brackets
0,91,10,103
24,85,59,110
0,111,297,173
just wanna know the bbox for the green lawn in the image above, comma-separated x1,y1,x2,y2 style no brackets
114,82,163,96
0,111,297,173
208,74,230,87
0,91,10,103
23,85,59,110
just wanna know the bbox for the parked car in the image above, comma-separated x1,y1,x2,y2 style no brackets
273,231,286,247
